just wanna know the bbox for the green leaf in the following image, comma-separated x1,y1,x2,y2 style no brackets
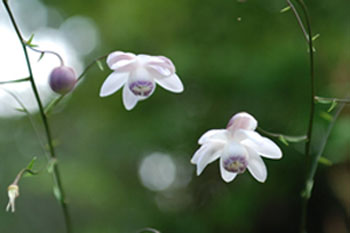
318,156,333,166
280,6,291,13
312,33,320,41
53,186,63,202
26,34,35,45
14,108,26,112
315,97,332,104
320,111,333,122
96,60,104,71
47,158,57,174
301,180,314,199
327,100,337,112
38,52,45,62
26,157,37,170
278,135,289,146
283,135,308,143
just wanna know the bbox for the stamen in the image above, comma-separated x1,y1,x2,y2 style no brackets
129,81,154,97
223,156,248,174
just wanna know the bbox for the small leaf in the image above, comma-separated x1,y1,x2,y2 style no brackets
301,180,314,199
318,156,333,166
26,34,35,45
327,100,337,112
53,186,63,202
96,60,104,71
284,135,308,143
47,158,57,174
278,135,289,146
320,111,333,122
312,33,320,41
280,6,291,13
14,108,26,112
315,96,332,104
26,157,37,170
38,52,45,62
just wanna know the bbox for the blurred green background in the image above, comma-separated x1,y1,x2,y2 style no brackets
0,0,349,232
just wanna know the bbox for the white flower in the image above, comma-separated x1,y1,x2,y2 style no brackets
6,184,19,213
191,112,282,183
99,51,184,110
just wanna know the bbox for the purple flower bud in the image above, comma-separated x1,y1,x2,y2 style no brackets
49,66,77,94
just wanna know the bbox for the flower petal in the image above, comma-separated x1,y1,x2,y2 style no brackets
198,129,228,145
236,130,282,159
155,74,184,93
99,72,128,97
220,157,237,183
246,147,267,183
226,112,258,132
146,55,176,76
107,51,136,70
191,143,224,175
122,85,138,110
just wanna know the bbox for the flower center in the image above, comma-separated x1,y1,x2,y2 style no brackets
129,81,154,97
223,156,247,174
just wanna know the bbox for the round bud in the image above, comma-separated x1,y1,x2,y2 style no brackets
49,66,77,94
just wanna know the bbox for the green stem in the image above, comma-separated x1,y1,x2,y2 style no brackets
2,1,72,232
293,0,315,232
0,77,30,85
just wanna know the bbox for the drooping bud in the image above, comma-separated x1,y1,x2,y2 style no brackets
49,66,77,94
6,184,19,213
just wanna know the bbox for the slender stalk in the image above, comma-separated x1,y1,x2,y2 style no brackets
286,0,309,42
290,0,316,232
257,127,307,143
0,77,30,85
300,104,345,232
26,45,64,66
2,1,72,232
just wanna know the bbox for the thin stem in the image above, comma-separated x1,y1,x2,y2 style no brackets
26,45,64,66
0,77,30,85
2,1,72,232
293,0,315,232
300,104,345,232
315,96,350,104
257,127,307,143
286,0,309,42
45,54,108,114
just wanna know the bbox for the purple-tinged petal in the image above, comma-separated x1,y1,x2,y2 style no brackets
155,74,184,93
227,112,258,132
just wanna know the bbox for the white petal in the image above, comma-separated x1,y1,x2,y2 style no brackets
107,51,136,70
99,72,128,97
226,112,258,132
191,143,224,175
198,129,228,145
155,74,184,93
236,130,282,159
147,56,176,76
122,85,138,110
246,147,267,183
220,157,237,183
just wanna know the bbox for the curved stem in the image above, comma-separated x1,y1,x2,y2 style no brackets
26,46,64,66
257,127,307,143
45,54,108,114
2,1,72,232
